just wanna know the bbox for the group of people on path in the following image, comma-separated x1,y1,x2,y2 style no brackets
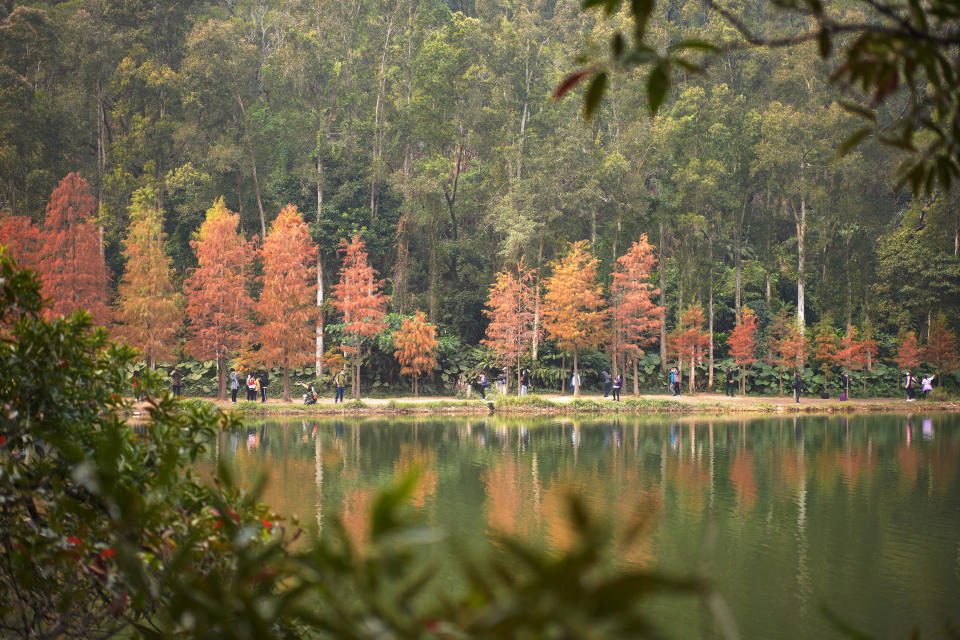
904,371,935,401
227,368,269,403
599,370,623,401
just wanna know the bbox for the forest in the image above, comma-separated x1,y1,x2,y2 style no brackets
1,0,959,397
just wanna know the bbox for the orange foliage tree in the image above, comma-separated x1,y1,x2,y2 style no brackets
482,258,538,394
610,236,663,395
331,235,387,400
894,331,923,371
114,187,182,369
812,320,839,395
258,204,317,401
0,215,41,272
834,326,864,388
924,314,959,386
727,307,759,393
36,173,110,324
541,241,607,397
394,310,439,397
764,309,803,395
183,198,255,400
670,304,709,393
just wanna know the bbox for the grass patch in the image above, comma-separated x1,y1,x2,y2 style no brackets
494,395,559,409
180,397,218,411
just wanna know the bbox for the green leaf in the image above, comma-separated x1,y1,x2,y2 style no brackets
839,101,877,122
631,0,655,37
836,127,872,157
817,29,831,57
647,63,669,114
583,72,608,120
611,32,625,58
667,39,719,53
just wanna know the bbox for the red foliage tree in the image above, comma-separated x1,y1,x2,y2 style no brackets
610,235,663,395
924,314,959,386
670,304,710,393
764,309,802,396
482,258,538,394
183,198,255,399
727,307,759,393
894,331,923,372
114,188,182,369
258,204,317,401
835,326,863,381
331,235,387,400
0,215,41,273
394,310,439,397
36,173,110,324
541,241,607,397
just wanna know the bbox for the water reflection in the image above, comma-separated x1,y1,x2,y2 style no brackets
199,413,960,639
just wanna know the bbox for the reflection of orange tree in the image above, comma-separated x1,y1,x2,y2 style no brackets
484,460,540,541
341,487,375,553
772,450,806,494
928,440,959,495
897,446,920,487
664,451,710,513
815,448,875,490
609,470,663,569
729,451,757,511
393,444,437,509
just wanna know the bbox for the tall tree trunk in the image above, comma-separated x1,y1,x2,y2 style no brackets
316,154,325,377
708,240,714,389
428,225,438,322
237,94,266,239
633,354,639,395
573,349,580,398
794,197,806,335
532,238,543,360
217,354,227,400
283,362,291,402
659,221,667,371
370,2,398,222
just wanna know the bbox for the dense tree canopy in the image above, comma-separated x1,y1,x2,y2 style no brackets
0,0,958,392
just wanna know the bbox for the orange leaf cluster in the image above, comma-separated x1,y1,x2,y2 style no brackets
669,305,709,390
394,310,439,396
36,173,111,324
610,236,662,367
114,188,182,367
183,198,255,393
258,205,317,377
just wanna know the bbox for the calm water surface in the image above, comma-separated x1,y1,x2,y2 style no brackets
205,413,960,638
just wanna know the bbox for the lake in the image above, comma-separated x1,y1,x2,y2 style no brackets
206,413,960,638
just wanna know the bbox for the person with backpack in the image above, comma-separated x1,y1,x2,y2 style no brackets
229,368,239,404
725,368,736,397
334,368,348,404
601,370,611,398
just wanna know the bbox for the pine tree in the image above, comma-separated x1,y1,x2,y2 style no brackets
258,204,317,401
610,236,663,395
670,304,710,393
727,307,759,394
924,314,959,386
894,331,923,371
812,320,839,395
482,258,537,394
183,198,255,400
114,187,182,369
542,241,607,397
331,235,387,400
36,173,110,324
394,310,439,397
0,215,41,273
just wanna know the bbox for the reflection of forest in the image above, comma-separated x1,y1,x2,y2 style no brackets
195,414,959,638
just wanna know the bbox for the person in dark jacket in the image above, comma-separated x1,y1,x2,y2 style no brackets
725,368,736,397
259,371,269,403
793,372,803,404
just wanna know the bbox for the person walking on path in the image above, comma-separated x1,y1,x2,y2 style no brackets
334,368,348,404
258,370,269,403
520,369,530,396
612,374,622,401
170,368,183,398
921,374,935,400
793,372,803,404
840,372,849,401
904,371,915,401
725,368,736,397
229,368,239,403
669,367,680,396
601,370,611,398
478,372,488,400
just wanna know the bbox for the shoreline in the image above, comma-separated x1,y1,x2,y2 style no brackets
137,392,960,418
